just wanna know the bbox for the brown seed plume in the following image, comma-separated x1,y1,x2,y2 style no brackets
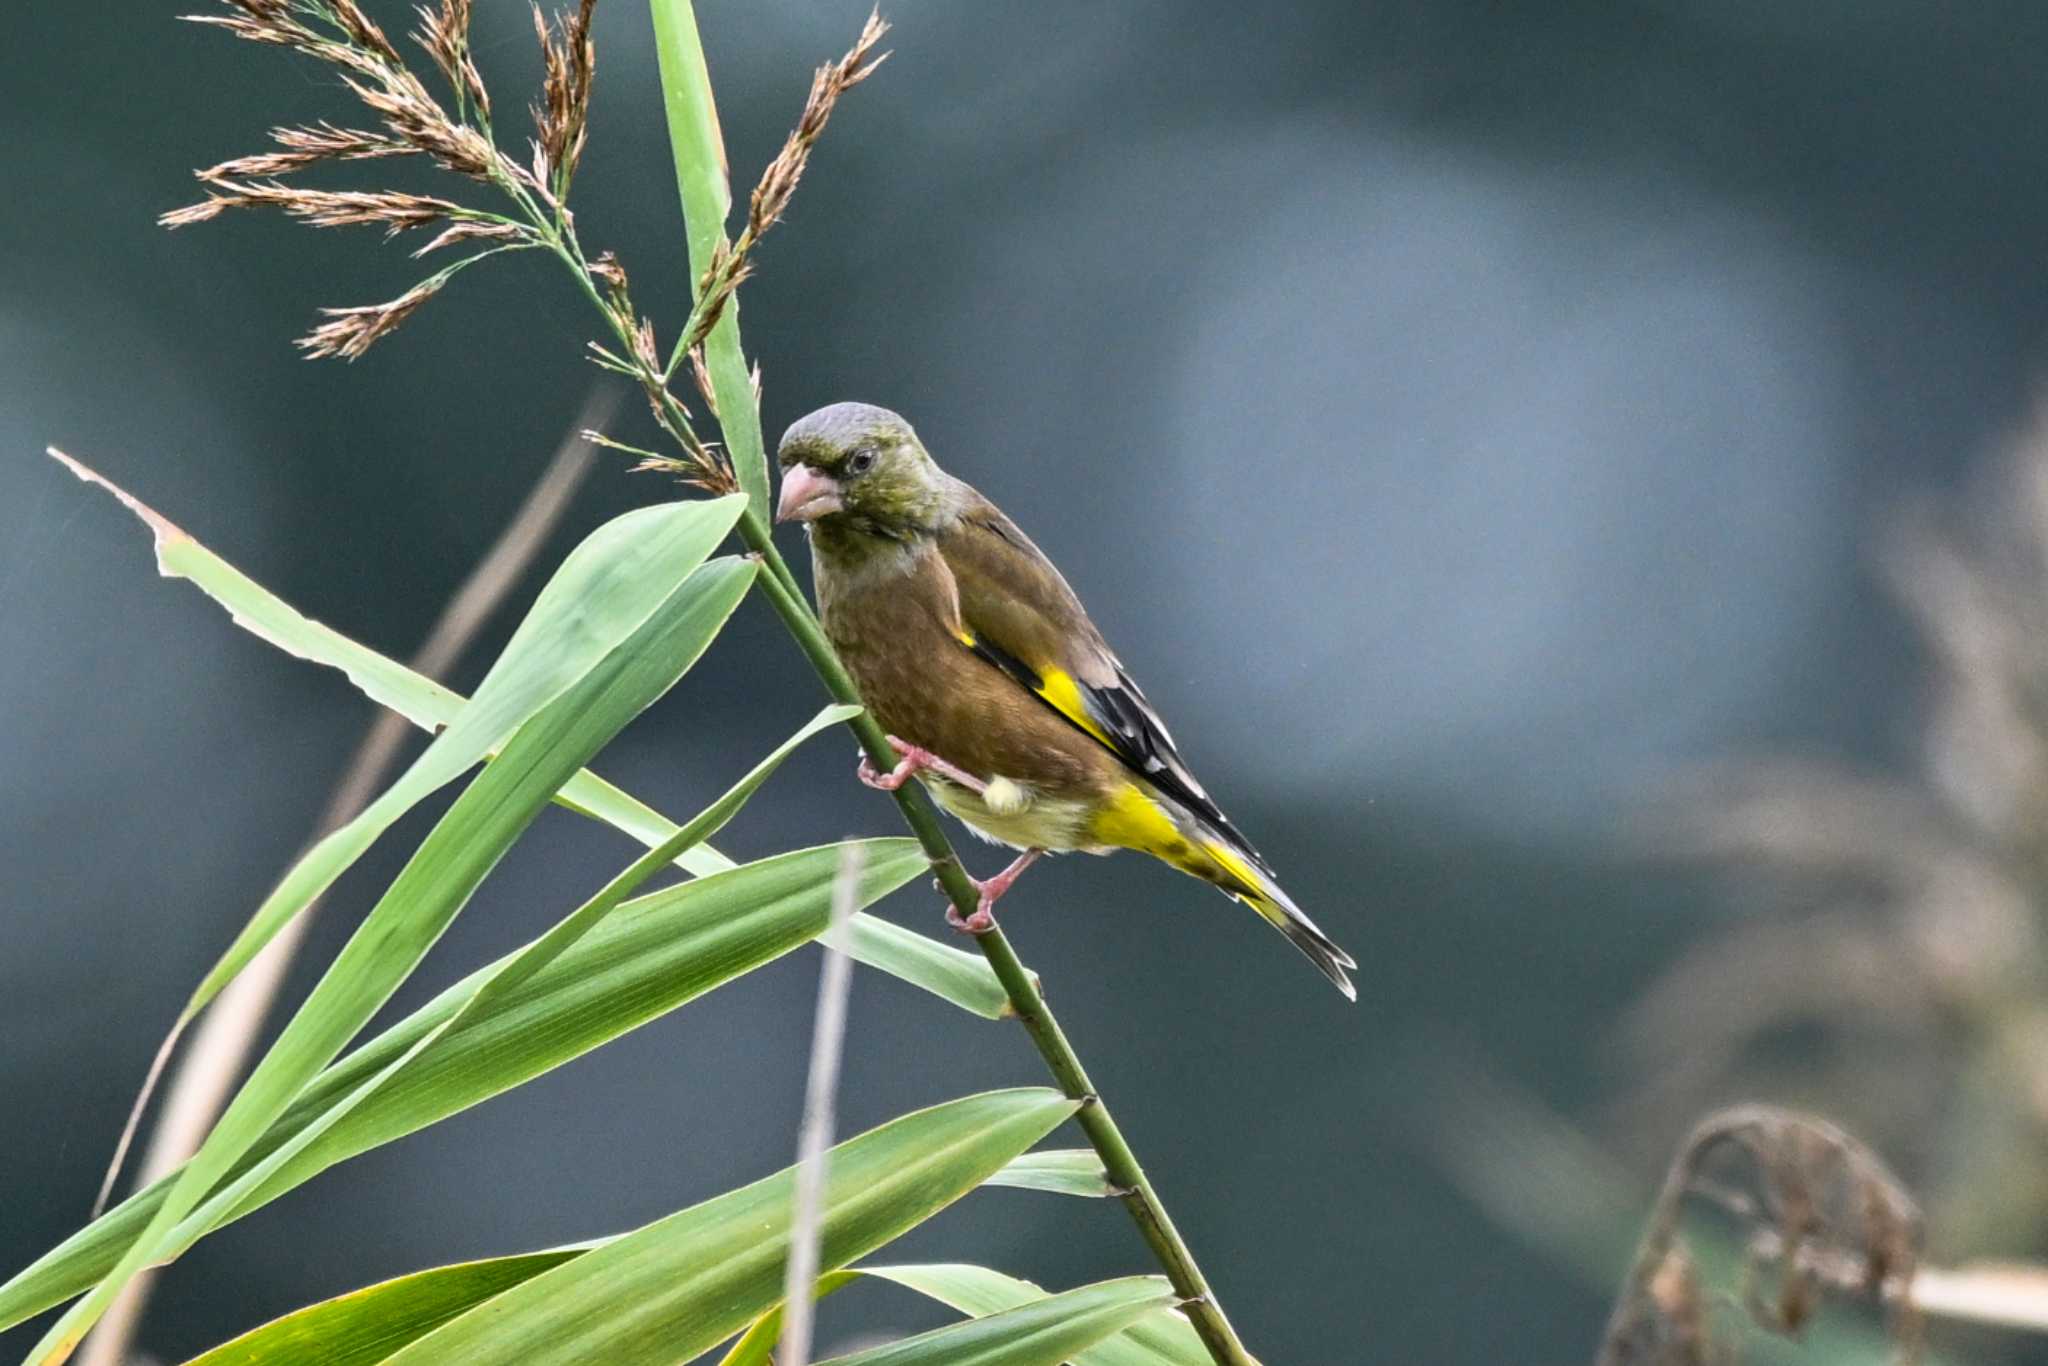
682,10,888,354
165,180,462,236
747,9,890,244
295,274,449,361
341,66,495,178
411,219,525,257
324,0,403,64
200,123,410,180
530,0,597,194
413,0,490,117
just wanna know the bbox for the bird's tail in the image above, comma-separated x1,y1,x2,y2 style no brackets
1093,782,1357,999
1197,832,1358,1002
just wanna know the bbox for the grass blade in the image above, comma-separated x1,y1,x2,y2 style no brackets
984,1150,1120,1199
377,1090,1078,1364
0,840,926,1335
826,915,1010,1020
178,1260,1200,1366
178,700,863,1239
25,556,755,1361
645,0,770,515
710,1271,860,1366
51,450,744,1024
813,1277,1178,1366
721,1265,1215,1366
862,1266,1214,1366
183,490,743,1021
54,450,1007,1017
180,1249,594,1366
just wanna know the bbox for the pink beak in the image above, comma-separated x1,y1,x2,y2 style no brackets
776,465,844,523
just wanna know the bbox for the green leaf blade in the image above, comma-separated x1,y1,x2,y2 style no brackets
55,453,1006,1011
864,1266,1215,1366
984,1149,1120,1199
815,1277,1178,1366
646,0,770,513
0,839,928,1335
380,1090,1080,1364
180,1250,588,1366
176,494,747,1019
26,551,757,1360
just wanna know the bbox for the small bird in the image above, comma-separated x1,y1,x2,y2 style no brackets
777,402,1356,999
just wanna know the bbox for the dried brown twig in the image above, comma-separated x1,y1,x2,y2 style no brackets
1597,1105,1923,1366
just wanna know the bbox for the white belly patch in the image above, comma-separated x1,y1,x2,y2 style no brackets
925,775,1095,852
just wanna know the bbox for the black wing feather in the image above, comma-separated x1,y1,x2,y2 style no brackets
961,631,1265,866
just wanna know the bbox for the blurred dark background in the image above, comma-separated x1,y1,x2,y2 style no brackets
8,1,2048,1361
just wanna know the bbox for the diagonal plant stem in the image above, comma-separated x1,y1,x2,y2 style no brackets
742,518,1257,1366
648,7,1254,1359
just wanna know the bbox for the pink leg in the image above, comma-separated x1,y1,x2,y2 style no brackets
857,735,987,795
947,849,1043,934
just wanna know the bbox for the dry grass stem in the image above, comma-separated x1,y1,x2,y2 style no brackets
324,0,402,64
199,123,411,179
411,218,525,257
169,180,465,236
172,0,877,494
780,842,867,1366
687,347,718,418
749,11,890,243
1910,1261,2048,1333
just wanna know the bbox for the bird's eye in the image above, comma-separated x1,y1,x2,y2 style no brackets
847,448,877,475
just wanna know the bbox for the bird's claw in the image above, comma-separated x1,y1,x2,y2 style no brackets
857,751,914,791
941,849,1042,936
946,902,997,935
857,736,987,794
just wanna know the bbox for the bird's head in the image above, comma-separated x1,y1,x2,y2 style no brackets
776,402,951,536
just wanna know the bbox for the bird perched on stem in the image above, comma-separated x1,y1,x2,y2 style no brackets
776,401,1356,1000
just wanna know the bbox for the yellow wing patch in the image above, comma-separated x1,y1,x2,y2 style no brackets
955,627,1119,750
1034,667,1119,749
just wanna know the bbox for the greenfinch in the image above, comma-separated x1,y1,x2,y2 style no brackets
777,402,1356,1000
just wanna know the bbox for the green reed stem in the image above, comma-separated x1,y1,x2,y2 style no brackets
641,5,1259,1358
646,0,770,516
742,514,1255,1364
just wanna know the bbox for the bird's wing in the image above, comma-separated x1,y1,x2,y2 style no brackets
937,489,1256,855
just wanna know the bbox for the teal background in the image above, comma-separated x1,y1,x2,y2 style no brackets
6,2,2048,1361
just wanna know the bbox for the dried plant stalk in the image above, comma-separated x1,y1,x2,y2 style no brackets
1597,1105,1923,1365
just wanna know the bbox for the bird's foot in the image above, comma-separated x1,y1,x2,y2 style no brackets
945,903,997,934
944,849,1043,936
858,735,987,794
